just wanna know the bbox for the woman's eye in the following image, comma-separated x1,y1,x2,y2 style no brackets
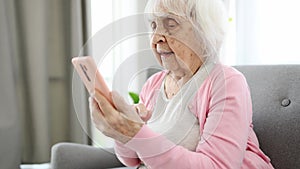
164,18,178,29
151,22,157,31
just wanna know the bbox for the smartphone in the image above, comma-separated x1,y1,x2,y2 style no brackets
72,56,113,104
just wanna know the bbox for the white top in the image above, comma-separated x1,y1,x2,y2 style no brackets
147,60,215,151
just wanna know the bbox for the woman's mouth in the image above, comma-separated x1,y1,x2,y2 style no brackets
159,52,174,58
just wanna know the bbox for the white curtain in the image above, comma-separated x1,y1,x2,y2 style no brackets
0,0,91,163
236,0,259,64
235,0,300,65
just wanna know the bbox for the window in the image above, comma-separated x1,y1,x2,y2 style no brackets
236,0,300,65
257,0,300,64
221,0,237,65
90,0,148,147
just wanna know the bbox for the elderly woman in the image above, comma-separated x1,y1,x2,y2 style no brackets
89,0,274,168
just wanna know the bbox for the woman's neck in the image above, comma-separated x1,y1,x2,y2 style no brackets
164,70,194,99
168,59,202,86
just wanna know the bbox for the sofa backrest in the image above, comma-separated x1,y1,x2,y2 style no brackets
234,65,300,169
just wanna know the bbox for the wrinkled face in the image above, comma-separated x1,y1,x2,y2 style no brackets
149,12,203,75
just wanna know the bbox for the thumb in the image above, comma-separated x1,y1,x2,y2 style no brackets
135,103,152,122
111,91,143,123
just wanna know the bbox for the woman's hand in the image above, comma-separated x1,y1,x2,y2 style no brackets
89,90,144,144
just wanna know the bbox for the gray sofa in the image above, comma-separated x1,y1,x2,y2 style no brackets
51,65,300,169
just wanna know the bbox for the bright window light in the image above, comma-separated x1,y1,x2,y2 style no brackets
257,0,300,64
89,0,142,148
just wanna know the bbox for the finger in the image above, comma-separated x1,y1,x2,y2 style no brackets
91,108,110,134
139,111,150,122
90,95,131,142
143,110,152,122
136,103,152,122
111,91,131,112
94,89,117,117
90,97,116,134
90,97,104,122
136,103,147,113
111,91,141,123
89,97,101,113
136,103,148,117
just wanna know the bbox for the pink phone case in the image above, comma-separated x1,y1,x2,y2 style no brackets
72,56,112,104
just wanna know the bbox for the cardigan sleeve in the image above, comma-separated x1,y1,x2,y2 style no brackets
114,141,140,167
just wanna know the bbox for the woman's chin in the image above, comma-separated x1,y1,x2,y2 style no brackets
163,63,177,71
164,66,182,75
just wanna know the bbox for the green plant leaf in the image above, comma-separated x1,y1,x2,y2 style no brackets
128,92,139,104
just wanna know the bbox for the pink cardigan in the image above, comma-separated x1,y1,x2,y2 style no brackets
115,64,274,169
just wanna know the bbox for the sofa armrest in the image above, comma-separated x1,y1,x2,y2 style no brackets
51,142,125,169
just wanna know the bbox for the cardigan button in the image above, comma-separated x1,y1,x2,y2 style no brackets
281,99,291,107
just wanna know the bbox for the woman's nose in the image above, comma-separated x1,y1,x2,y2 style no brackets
151,32,166,44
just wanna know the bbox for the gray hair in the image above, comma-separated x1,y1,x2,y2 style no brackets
145,0,228,59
